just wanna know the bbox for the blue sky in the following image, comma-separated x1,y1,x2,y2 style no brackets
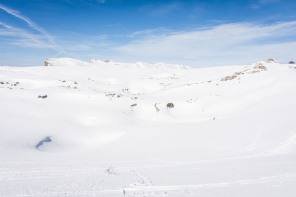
0,0,296,67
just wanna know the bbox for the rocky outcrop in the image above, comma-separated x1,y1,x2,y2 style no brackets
44,59,50,66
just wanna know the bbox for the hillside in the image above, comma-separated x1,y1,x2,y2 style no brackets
1,58,296,197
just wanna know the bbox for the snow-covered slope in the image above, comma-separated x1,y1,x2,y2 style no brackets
1,58,296,196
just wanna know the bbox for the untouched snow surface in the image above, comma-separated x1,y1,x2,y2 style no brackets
1,58,296,196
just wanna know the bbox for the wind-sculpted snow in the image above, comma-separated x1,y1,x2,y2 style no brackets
1,58,296,196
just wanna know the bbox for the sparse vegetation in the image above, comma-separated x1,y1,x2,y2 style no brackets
220,67,269,81
249,70,260,74
105,166,117,175
0,81,23,90
105,92,124,100
154,103,160,112
220,75,237,81
289,61,295,64
187,98,198,103
105,93,116,97
254,63,267,71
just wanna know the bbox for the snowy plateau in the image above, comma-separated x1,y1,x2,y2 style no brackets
1,58,296,197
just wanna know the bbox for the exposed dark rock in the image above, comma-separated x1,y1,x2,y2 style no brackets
167,103,174,108
44,60,50,66
38,95,48,99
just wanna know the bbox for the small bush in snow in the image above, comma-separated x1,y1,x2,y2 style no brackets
154,103,160,112
254,63,267,71
221,75,237,81
105,166,117,175
289,61,295,64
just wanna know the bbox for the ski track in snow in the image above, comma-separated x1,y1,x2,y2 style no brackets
269,132,296,155
2,170,296,197
242,126,263,152
127,172,296,191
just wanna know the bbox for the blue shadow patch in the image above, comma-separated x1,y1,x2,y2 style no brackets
35,136,52,149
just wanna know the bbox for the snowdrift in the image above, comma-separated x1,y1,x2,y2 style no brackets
1,58,296,156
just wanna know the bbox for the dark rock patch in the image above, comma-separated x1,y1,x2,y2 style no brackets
167,103,174,108
38,95,48,99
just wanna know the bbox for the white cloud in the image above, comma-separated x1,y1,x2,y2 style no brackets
250,0,280,9
114,21,296,66
0,3,64,54
139,2,181,17
0,21,56,49
251,0,280,9
0,4,52,43
127,28,169,38
65,0,106,5
259,0,280,4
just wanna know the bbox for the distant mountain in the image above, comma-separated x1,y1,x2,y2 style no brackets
44,58,189,69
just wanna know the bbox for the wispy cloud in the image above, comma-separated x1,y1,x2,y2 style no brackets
83,0,106,4
259,0,280,4
114,21,296,66
128,28,169,38
0,21,56,49
63,0,106,6
0,3,64,53
251,0,280,9
139,2,181,16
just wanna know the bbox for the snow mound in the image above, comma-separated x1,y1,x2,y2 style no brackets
44,58,90,67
